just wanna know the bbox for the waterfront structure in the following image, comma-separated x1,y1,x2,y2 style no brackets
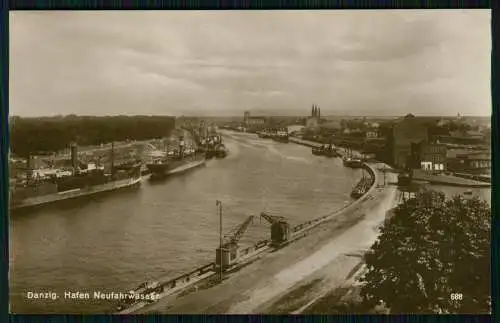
447,152,491,174
388,114,429,169
420,142,447,171
243,111,266,130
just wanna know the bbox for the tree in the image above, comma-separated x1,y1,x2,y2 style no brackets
360,189,491,314
9,115,176,156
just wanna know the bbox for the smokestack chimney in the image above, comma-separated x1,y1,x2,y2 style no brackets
26,153,31,170
70,142,78,171
26,153,33,181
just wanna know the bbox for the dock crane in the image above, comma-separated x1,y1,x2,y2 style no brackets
215,215,255,269
260,212,290,246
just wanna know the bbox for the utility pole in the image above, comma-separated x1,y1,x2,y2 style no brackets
216,200,223,283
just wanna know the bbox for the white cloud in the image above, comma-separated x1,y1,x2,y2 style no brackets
9,10,491,117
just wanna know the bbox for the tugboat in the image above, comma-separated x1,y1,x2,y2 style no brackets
145,135,205,179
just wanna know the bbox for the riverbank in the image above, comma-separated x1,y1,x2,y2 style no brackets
290,136,490,188
135,160,396,314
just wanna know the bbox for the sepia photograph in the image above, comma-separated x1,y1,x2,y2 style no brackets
8,10,491,314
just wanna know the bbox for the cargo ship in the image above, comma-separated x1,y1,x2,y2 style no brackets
145,135,206,178
10,143,142,211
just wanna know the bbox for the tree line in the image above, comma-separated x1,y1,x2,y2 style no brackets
9,115,176,158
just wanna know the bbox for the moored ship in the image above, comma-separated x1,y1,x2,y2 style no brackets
10,143,142,211
272,128,289,143
146,135,206,178
342,156,363,168
342,147,363,168
312,144,339,157
202,134,224,159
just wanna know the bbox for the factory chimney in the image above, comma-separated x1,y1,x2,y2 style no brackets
70,142,78,173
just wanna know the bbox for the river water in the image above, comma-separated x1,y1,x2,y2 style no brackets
10,130,366,314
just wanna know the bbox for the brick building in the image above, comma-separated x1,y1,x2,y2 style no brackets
420,142,447,171
388,114,429,169
243,111,266,129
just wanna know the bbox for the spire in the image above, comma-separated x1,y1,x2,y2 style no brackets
311,105,315,117
318,107,321,118
313,105,317,117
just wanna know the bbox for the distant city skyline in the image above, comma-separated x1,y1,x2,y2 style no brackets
10,10,491,117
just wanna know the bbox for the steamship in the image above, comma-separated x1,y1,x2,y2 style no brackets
272,128,289,143
146,135,206,178
10,143,142,211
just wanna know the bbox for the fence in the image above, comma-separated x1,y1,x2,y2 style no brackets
160,262,216,290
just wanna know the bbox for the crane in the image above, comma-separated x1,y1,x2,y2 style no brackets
260,212,290,246
216,215,255,269
223,215,255,248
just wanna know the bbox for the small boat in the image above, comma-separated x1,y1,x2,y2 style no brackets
312,146,323,156
342,157,363,168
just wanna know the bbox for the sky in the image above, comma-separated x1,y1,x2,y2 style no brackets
10,10,491,117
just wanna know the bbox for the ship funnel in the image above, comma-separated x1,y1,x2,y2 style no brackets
70,142,78,170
